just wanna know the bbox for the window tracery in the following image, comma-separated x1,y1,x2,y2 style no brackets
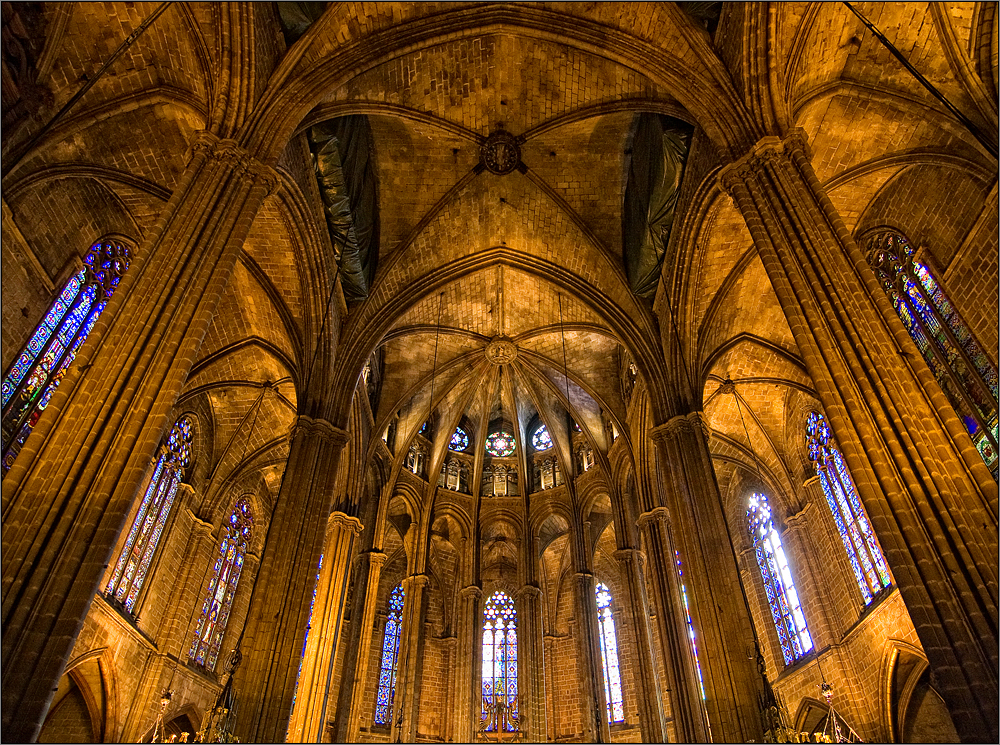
595,583,625,723
486,431,516,457
865,230,998,474
189,496,254,669
747,492,813,665
375,584,405,725
530,424,552,451
2,239,132,473
806,412,892,604
106,415,192,613
482,590,517,732
450,426,470,451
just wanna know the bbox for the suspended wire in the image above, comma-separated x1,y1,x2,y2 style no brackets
427,292,445,435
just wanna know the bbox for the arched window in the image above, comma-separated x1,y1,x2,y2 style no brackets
865,230,998,475
595,583,625,723
375,584,405,725
806,412,892,604
106,415,193,613
747,492,813,665
189,496,254,669
2,239,132,474
530,424,552,450
482,590,518,731
450,426,470,451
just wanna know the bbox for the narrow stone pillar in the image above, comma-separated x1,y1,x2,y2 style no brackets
233,417,350,743
455,584,482,742
517,584,546,742
651,413,763,742
287,511,363,742
720,129,998,740
613,547,667,741
332,550,386,742
1,132,277,742
573,571,603,742
636,506,713,742
393,573,429,743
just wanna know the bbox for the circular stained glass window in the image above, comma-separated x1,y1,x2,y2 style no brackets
486,431,516,457
450,427,469,451
531,425,552,451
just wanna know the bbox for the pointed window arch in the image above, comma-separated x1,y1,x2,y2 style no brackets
2,238,132,473
748,492,813,665
595,582,625,723
106,415,193,613
806,412,892,604
865,230,998,475
189,496,254,669
375,583,405,725
482,590,518,731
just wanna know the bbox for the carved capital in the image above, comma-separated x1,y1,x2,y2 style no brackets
613,547,646,567
328,510,364,536
784,500,816,531
718,128,811,194
402,573,430,591
650,411,710,445
517,584,543,600
294,415,349,448
636,505,671,532
460,584,483,599
365,550,388,569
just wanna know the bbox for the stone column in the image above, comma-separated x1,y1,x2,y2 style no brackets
332,549,386,742
613,547,667,741
572,570,603,742
636,506,713,743
393,572,429,743
650,412,763,742
1,132,277,742
454,584,482,742
720,129,998,740
232,417,350,743
286,511,363,743
517,584,546,743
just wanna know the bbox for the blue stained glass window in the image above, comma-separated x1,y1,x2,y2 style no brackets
486,431,516,457
189,497,254,669
374,584,405,725
531,424,552,451
747,493,813,665
450,426,470,451
595,583,625,723
806,413,891,603
2,240,132,474
865,231,998,476
675,553,706,700
107,415,193,613
482,590,518,732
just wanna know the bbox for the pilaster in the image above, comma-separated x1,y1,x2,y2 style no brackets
572,570,603,742
393,572,429,743
455,584,483,742
516,583,546,742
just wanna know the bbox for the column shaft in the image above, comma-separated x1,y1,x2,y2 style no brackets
517,584,546,742
1,133,276,742
393,573,428,742
573,571,603,742
721,130,998,740
455,585,482,742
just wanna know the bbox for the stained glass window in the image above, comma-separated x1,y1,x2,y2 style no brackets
530,424,552,451
2,239,132,474
189,497,254,669
482,590,518,732
675,552,706,700
865,231,998,475
806,412,891,604
486,431,516,457
450,426,470,451
375,584,405,725
106,415,193,613
747,492,813,665
595,583,625,723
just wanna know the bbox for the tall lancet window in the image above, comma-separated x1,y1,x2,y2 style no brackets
375,584,405,725
106,415,193,613
748,492,813,665
806,412,892,604
865,230,998,474
595,583,625,723
189,496,254,669
482,590,518,731
2,238,132,474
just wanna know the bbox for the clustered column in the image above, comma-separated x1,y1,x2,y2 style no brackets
516,583,546,743
720,128,998,740
1,132,277,743
455,584,483,742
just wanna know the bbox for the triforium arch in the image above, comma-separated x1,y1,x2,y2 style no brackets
2,3,997,744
